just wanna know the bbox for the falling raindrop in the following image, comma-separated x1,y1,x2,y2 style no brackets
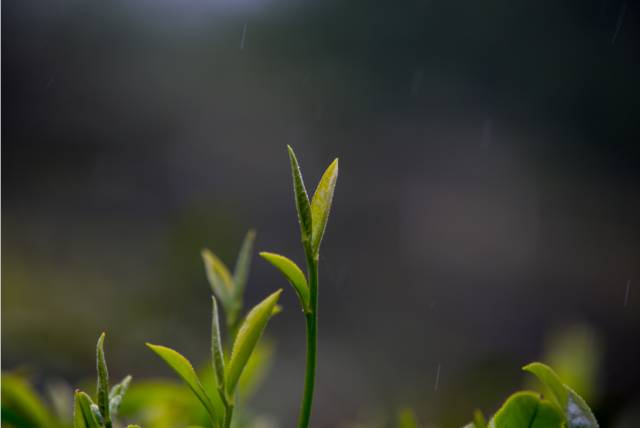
611,2,626,44
624,280,631,307
240,24,248,50
434,363,441,391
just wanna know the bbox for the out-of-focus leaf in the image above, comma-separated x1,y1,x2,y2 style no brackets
233,229,256,299
211,296,226,390
287,146,312,250
523,362,599,428
109,375,132,417
397,407,419,428
202,248,234,307
260,252,310,312
146,344,218,425
473,409,487,428
96,332,110,425
74,390,101,428
237,340,275,400
1,373,52,428
225,290,282,395
310,158,338,255
489,392,563,428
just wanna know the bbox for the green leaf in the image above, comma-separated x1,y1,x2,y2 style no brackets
523,362,599,428
127,425,142,428
109,375,132,417
473,410,487,428
236,340,275,400
201,248,234,307
233,229,256,299
1,373,53,428
489,392,563,428
225,289,282,395
146,343,218,424
96,332,110,425
310,158,338,255
74,390,101,428
287,145,312,250
259,252,310,312
211,295,226,391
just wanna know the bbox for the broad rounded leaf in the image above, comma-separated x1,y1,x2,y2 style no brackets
260,252,310,312
225,289,282,395
146,343,218,424
287,146,312,248
490,392,563,428
310,158,338,255
524,362,599,428
96,333,110,425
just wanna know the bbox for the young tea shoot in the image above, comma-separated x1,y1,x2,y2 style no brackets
260,145,339,428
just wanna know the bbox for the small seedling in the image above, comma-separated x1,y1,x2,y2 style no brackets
147,230,282,428
260,145,339,428
73,333,136,428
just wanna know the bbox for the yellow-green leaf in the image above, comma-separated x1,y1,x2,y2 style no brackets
74,390,101,428
201,248,234,306
260,252,310,312
310,158,338,255
146,343,218,424
490,392,563,428
211,296,226,390
287,146,312,249
225,289,282,395
233,229,256,298
96,332,110,425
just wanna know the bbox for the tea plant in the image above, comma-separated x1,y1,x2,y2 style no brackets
460,362,599,428
147,229,282,428
260,145,338,428
73,333,138,428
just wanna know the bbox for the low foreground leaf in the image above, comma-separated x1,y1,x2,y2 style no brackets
146,343,218,424
523,362,599,428
226,289,282,395
260,252,310,312
489,391,563,428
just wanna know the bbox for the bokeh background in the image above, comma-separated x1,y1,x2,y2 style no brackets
3,0,640,426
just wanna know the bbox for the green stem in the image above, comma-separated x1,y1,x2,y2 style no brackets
223,403,234,428
298,253,318,428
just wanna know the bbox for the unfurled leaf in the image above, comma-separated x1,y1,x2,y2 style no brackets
109,375,132,417
211,295,226,390
201,248,234,306
310,158,338,255
1,373,52,428
287,146,312,249
146,344,218,424
226,289,282,395
233,229,256,298
260,252,310,312
96,333,110,425
523,362,599,428
489,392,563,428
74,390,101,428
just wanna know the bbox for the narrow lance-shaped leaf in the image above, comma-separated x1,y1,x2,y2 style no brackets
225,289,283,395
523,362,599,428
287,146,312,249
74,390,101,428
96,332,110,425
108,375,132,417
310,158,338,255
211,295,226,391
202,248,234,307
489,392,563,428
233,229,256,299
260,252,310,312
146,343,218,424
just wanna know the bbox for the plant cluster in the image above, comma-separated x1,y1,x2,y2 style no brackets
2,147,601,428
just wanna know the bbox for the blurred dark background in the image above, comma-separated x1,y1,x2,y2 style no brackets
3,0,640,426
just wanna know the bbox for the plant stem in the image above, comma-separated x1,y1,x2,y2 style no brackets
223,403,234,428
298,253,318,428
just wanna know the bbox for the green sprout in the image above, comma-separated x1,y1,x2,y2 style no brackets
260,145,339,428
